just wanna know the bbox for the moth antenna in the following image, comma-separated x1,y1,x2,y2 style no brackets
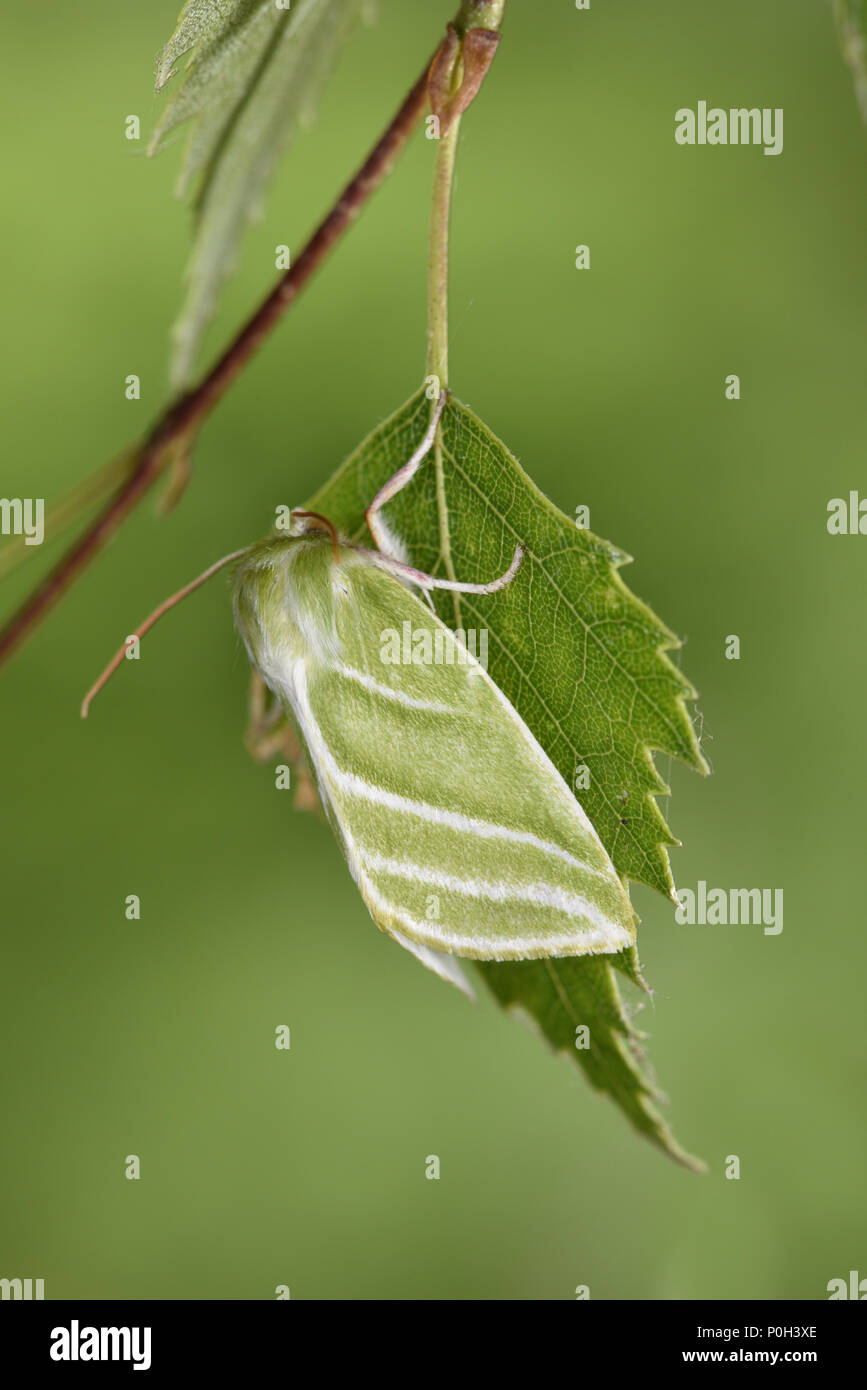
291,510,341,563
365,390,448,554
356,543,524,595
80,548,249,719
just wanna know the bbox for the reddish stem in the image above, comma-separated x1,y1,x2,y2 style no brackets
0,54,437,670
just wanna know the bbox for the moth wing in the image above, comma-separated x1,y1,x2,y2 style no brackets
293,557,636,962
389,930,475,998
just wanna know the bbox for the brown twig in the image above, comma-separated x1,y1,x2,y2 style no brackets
0,53,437,671
429,24,500,134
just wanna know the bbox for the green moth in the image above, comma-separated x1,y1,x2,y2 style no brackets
83,393,635,991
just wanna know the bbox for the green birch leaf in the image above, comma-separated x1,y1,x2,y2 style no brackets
150,0,370,388
307,388,707,1166
480,954,700,1170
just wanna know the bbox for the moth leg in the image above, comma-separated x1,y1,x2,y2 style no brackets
243,671,295,759
364,543,524,595
243,671,320,814
365,390,448,554
361,387,523,595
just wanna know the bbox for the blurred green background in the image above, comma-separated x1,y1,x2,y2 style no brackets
2,0,865,1300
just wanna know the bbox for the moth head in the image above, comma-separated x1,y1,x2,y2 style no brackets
284,509,341,560
232,521,346,680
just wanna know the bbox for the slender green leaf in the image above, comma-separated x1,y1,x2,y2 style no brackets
834,0,867,126
308,389,707,1165
151,0,370,387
